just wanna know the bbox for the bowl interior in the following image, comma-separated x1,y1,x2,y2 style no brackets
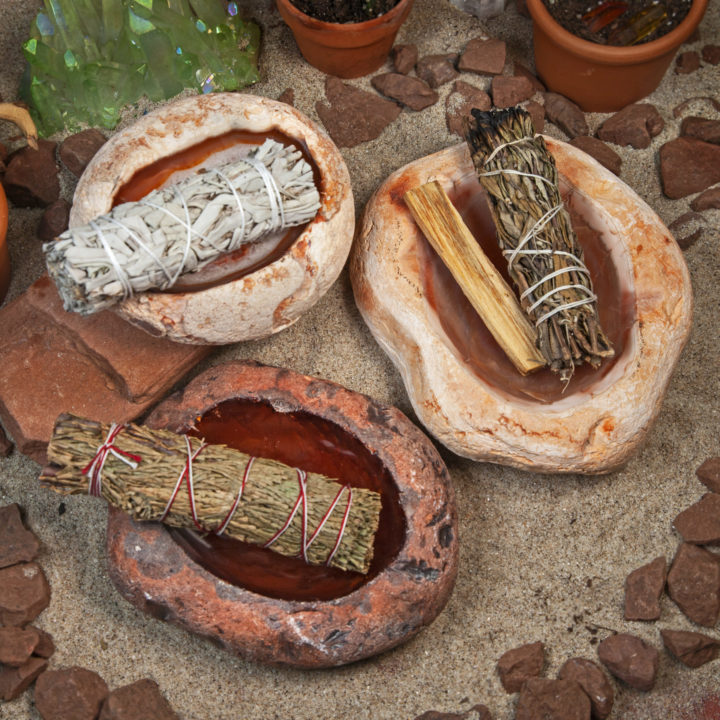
170,398,406,602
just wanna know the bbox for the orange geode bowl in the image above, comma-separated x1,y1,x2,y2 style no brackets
351,140,693,474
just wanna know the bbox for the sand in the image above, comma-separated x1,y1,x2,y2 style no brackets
0,1,719,718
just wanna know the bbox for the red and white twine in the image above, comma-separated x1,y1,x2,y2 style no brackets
81,423,141,497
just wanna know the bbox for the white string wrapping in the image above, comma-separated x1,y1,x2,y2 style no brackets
45,139,321,315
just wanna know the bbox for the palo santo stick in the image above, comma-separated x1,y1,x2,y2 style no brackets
404,181,545,376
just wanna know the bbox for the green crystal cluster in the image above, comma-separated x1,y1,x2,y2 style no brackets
22,0,260,136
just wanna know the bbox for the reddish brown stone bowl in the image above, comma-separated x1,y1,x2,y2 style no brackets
105,361,458,668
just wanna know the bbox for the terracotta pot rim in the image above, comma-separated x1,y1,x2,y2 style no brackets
527,0,708,65
275,0,413,32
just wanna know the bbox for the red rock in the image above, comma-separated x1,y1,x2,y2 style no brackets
458,37,506,76
0,425,12,457
0,504,40,568
681,116,720,144
525,100,545,133
496,641,544,693
445,80,492,137
558,658,614,720
58,129,106,178
667,542,720,627
676,51,701,74
3,139,59,207
392,44,418,74
0,656,47,701
0,563,50,626
491,76,533,108
32,628,55,659
0,626,40,666
544,93,588,138
316,76,401,148
416,54,458,88
516,678,591,720
371,73,438,111
516,0,529,16
35,667,109,720
569,136,622,176
514,63,545,92
99,679,178,720
106,361,459,669
277,88,294,106
0,276,210,463
414,706,492,720
597,633,659,691
597,103,664,149
0,141,8,172
674,493,720,544
702,44,720,64
697,457,720,492
691,187,720,211
661,629,720,668
669,211,704,250
624,556,667,621
660,137,720,198
37,199,71,242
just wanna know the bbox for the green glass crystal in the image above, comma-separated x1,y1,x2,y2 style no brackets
22,0,260,136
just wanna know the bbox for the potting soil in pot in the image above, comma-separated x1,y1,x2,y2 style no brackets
541,0,691,45
289,0,400,22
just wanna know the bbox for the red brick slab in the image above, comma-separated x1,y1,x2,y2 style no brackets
0,277,210,463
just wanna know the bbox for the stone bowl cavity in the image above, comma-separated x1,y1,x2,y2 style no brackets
70,93,354,345
351,140,693,474
105,361,458,668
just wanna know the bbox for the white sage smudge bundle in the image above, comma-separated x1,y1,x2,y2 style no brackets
45,139,321,315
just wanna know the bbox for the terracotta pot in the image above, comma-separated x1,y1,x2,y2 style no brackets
275,0,415,78
526,0,708,112
0,183,9,304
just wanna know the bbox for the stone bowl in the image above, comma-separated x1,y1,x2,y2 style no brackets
105,361,458,668
70,93,354,344
351,140,693,474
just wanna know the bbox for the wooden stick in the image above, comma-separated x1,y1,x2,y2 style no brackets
404,181,545,376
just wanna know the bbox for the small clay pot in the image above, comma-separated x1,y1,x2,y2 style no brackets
0,183,9,304
526,0,708,112
105,361,458,668
275,0,415,78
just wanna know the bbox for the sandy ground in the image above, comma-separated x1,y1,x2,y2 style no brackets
1,1,719,718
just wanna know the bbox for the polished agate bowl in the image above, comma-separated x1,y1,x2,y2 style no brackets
351,140,693,474
70,93,354,344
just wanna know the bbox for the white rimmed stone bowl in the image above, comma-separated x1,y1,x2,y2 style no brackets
70,93,354,345
351,140,693,474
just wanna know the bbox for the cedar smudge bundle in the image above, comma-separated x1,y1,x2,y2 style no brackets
45,139,320,315
464,107,614,382
40,414,381,574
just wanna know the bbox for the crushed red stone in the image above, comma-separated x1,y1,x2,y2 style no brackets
277,88,295,106
569,136,622,176
35,666,109,720
496,640,544,694
690,187,720,211
458,37,506,76
624,556,667,621
0,562,51,626
491,76,533,109
0,626,41,666
0,656,48,701
525,101,545,133
697,457,720,492
661,629,720,668
557,658,614,720
596,103,664,149
515,677,591,720
675,51,701,74
37,198,71,242
392,44,418,75
597,633,659,692
543,93,588,138
660,137,720,198
701,44,720,64
416,54,458,88
513,63,545,93
669,211,705,250
3,139,59,207
445,80,491,137
98,678,179,720
680,116,720,144
371,73,438,111
316,76,401,148
0,504,39,569
414,706,492,720
33,628,55,659
667,542,720,627
58,129,106,178
673,493,720,544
